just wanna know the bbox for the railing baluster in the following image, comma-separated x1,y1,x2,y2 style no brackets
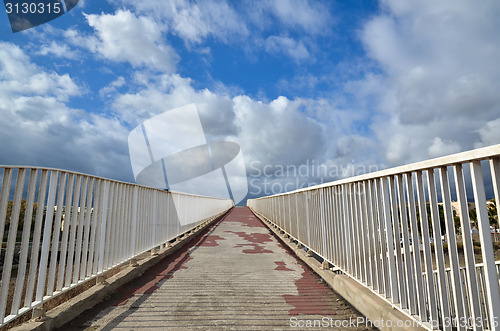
247,145,500,329
47,172,68,295
439,166,466,330
380,176,399,303
87,179,101,279
295,193,300,246
470,160,500,330
0,169,24,321
366,180,377,291
490,157,500,230
36,170,59,303
0,168,13,321
57,173,75,290
65,175,82,287
25,169,49,306
11,169,37,315
97,181,110,274
427,169,452,329
73,177,88,284
405,172,427,321
397,174,416,314
352,183,361,280
80,178,95,280
375,178,388,296
359,182,370,286
389,176,406,308
416,170,439,325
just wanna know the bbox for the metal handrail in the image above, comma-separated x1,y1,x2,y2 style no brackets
0,166,233,326
248,144,500,330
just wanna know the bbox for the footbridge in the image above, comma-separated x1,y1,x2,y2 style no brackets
1,144,500,330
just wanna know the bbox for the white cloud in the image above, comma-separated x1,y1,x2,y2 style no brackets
106,71,332,177
169,0,248,44
37,41,79,59
99,76,126,98
428,137,461,158
265,36,310,62
475,118,500,149
108,0,329,62
0,42,132,181
0,42,80,101
257,0,331,34
233,95,326,167
357,0,500,165
111,0,248,44
68,10,179,72
5,0,500,199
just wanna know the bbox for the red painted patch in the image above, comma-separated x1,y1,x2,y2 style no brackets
234,243,273,254
224,207,266,228
275,239,294,256
112,250,193,306
283,265,336,316
198,234,225,247
109,218,226,306
226,231,272,245
274,261,294,271
226,230,274,254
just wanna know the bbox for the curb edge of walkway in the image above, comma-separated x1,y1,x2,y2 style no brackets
249,207,428,331
10,208,233,331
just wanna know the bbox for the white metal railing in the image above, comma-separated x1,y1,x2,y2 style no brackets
248,144,500,330
0,166,233,326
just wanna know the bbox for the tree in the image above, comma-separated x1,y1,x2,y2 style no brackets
488,199,498,233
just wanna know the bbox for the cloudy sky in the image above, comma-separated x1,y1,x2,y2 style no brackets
1,0,499,201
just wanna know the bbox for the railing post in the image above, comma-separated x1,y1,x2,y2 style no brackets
415,171,439,324
153,190,158,248
439,166,466,329
246,145,500,329
470,160,500,330
35,171,59,303
380,177,399,304
10,169,37,317
490,157,500,230
341,184,351,273
98,180,110,274
305,191,311,248
453,164,482,331
130,186,139,265
0,169,24,321
319,189,328,260
295,193,300,243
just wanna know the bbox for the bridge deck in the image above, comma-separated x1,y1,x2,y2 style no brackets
60,207,372,330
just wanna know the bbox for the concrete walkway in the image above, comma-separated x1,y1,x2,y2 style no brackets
60,207,373,330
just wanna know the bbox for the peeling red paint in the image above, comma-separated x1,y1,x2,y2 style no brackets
112,249,193,306
283,265,336,316
226,230,272,245
109,219,226,306
198,234,225,247
275,239,294,256
274,261,294,271
224,208,266,228
234,243,273,254
226,230,274,254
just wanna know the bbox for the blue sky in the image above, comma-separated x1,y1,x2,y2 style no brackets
1,0,500,201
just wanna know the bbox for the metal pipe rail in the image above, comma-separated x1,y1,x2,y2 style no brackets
0,166,233,326
248,144,500,330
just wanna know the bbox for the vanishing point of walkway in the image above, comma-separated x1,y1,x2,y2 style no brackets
60,207,373,330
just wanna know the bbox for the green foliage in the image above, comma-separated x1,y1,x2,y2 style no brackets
487,199,498,229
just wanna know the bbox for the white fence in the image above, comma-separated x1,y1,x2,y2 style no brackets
0,166,233,326
248,144,500,330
